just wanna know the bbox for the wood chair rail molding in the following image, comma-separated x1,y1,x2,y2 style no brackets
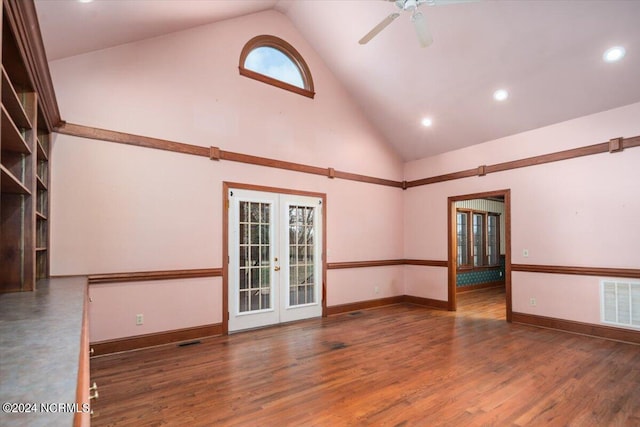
88,268,222,285
84,262,638,284
56,123,639,191
327,260,406,269
512,264,640,279
327,259,449,269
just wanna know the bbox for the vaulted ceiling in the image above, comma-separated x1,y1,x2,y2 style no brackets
34,0,640,161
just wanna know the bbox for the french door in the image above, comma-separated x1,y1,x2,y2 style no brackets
228,188,323,332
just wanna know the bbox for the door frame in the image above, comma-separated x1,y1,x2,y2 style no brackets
447,189,512,321
222,182,327,334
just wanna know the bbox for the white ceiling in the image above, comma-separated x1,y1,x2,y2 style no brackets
34,0,640,161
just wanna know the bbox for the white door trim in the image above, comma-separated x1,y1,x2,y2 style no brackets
223,183,326,334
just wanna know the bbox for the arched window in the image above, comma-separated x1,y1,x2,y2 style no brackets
239,35,315,99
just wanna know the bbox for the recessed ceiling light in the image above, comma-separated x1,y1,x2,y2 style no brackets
493,89,509,102
77,0,93,3
603,46,626,63
421,117,433,127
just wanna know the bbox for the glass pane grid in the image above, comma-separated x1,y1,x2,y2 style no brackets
289,205,315,307
238,201,271,313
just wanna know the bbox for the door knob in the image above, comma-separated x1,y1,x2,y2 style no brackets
274,266,280,271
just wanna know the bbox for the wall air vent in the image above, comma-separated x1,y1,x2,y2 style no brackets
601,280,640,329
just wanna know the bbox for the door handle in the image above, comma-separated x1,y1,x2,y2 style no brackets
274,266,281,271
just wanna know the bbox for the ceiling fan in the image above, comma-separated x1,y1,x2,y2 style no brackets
359,0,474,48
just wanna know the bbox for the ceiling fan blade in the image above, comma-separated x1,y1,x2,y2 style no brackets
359,12,401,45
411,11,433,47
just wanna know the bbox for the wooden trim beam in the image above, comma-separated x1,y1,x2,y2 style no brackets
512,312,640,345
406,168,477,188
623,135,640,149
219,150,327,176
55,122,404,188
406,135,640,188
512,264,640,279
332,169,404,188
609,137,623,153
88,268,222,285
90,323,223,356
209,146,221,160
55,122,639,191
56,122,210,157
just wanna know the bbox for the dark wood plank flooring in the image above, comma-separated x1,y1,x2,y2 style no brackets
89,287,640,426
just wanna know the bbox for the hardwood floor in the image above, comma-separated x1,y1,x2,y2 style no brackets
89,287,640,426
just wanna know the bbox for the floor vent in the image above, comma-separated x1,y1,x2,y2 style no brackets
601,280,640,329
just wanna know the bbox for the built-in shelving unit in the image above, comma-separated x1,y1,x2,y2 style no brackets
1,2,53,292
35,113,50,279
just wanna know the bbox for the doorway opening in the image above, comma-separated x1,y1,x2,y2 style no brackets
448,189,512,321
223,182,327,333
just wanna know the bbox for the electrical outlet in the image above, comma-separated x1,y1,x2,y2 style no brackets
523,249,529,257
136,314,144,325
374,286,380,295
529,298,536,306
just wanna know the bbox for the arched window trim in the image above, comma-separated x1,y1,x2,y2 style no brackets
239,35,315,99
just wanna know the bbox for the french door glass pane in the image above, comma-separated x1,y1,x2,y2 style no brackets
289,205,315,306
238,201,271,313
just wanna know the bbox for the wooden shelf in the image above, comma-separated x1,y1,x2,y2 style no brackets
37,175,47,190
36,137,48,160
1,164,30,194
1,67,32,130
1,104,31,154
36,247,47,252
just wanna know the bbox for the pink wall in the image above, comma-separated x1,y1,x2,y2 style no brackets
49,10,402,180
49,11,404,342
89,278,221,342
48,8,640,341
327,266,404,306
404,102,640,324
